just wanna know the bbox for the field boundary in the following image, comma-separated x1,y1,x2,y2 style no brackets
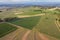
17,13,45,18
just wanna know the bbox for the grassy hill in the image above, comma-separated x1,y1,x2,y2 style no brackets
0,7,60,40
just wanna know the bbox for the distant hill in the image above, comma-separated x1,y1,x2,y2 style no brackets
0,2,60,8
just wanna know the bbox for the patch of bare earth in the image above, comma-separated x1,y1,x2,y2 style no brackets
26,31,34,40
34,31,42,40
22,30,31,40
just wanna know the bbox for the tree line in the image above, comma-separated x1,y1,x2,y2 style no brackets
0,17,17,22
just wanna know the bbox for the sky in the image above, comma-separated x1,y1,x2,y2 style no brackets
0,0,60,3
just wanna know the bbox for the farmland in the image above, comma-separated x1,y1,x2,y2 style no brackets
9,16,41,30
0,23,17,38
35,14,60,39
0,7,60,40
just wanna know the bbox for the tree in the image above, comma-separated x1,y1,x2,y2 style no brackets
0,18,3,22
58,19,60,22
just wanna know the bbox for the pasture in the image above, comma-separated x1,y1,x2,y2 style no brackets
35,14,60,39
9,16,41,30
0,23,17,38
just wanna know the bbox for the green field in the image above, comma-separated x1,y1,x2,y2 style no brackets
0,23,17,38
18,9,45,15
9,16,41,30
35,14,60,39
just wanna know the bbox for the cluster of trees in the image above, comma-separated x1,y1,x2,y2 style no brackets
33,9,44,13
0,17,17,22
34,10,42,11
0,11,2,12
0,18,3,22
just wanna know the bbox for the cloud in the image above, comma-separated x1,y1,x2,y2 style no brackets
0,0,39,2
0,0,9,2
0,0,33,3
0,0,33,2
12,0,30,2
0,0,60,3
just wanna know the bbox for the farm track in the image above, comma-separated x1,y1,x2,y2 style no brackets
24,31,59,40
22,30,31,40
56,21,60,27
17,13,45,18
12,30,30,40
55,21,60,32
23,30,49,40
6,22,24,29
